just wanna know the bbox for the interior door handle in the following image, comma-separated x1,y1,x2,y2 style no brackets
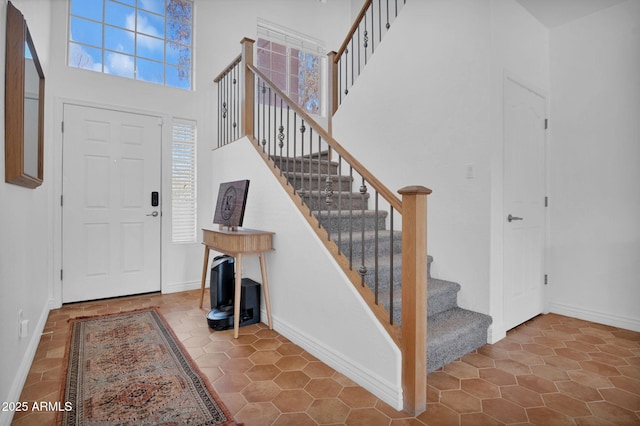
507,214,523,222
147,211,159,217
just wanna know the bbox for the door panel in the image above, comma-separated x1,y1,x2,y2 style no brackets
62,104,161,303
503,77,546,330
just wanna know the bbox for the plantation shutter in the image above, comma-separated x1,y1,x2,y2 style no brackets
171,120,197,243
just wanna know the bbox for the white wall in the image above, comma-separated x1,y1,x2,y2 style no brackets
548,0,640,331
1,0,351,421
333,0,494,316
44,0,351,300
211,138,403,409
0,1,54,424
332,0,551,341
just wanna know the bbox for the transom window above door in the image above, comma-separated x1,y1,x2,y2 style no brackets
68,0,193,90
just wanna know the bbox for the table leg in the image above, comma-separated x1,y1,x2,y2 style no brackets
199,246,210,309
233,254,243,338
259,252,273,330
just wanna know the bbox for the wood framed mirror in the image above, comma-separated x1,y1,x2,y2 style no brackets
5,1,45,188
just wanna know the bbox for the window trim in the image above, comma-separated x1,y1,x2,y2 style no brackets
67,0,194,90
256,19,327,117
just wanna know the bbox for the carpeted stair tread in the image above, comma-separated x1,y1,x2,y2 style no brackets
315,209,388,233
428,279,461,317
427,307,493,372
266,138,493,376
332,231,403,260
376,277,464,320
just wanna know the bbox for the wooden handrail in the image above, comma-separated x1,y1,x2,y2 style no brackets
247,62,402,214
213,53,241,83
334,0,373,62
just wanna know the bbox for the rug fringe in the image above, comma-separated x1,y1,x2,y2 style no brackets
65,306,162,323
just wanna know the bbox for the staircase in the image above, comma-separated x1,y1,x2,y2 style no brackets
278,153,492,372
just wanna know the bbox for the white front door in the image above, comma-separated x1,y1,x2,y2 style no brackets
62,104,162,303
503,77,546,330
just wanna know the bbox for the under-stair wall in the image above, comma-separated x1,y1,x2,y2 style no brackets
210,138,404,409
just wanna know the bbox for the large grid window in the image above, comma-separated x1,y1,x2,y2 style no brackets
68,0,193,90
256,21,325,116
171,121,197,243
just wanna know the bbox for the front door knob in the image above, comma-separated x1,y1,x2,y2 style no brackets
147,211,159,217
507,214,523,222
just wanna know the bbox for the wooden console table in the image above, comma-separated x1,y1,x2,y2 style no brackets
199,228,275,338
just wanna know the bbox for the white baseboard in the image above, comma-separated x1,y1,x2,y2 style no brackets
162,280,201,294
487,323,506,344
548,302,640,332
1,304,51,426
267,311,403,411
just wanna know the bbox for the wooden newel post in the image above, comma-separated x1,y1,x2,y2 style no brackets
398,185,432,416
240,38,255,138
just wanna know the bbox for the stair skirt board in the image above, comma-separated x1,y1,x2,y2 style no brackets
267,310,404,411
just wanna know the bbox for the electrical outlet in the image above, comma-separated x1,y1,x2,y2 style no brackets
465,164,475,179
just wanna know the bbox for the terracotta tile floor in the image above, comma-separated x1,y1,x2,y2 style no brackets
12,289,640,425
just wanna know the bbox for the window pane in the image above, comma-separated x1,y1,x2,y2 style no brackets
69,42,103,71
171,121,197,243
257,48,270,69
289,55,299,75
299,51,320,114
290,75,299,96
67,0,192,90
70,0,103,22
272,71,286,92
272,52,286,74
70,17,103,48
136,58,164,84
167,0,192,24
167,19,191,45
166,42,190,67
255,25,324,115
105,51,134,78
105,1,134,29
137,10,165,38
104,26,134,55
271,41,286,55
166,65,190,89
139,0,164,14
137,34,164,61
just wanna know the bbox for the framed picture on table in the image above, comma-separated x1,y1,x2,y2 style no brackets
213,180,250,229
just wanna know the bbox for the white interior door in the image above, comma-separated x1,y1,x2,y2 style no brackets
503,77,546,330
62,104,162,303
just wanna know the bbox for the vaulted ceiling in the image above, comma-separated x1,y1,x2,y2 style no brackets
515,0,629,27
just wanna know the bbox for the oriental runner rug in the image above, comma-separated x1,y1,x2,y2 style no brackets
59,308,240,425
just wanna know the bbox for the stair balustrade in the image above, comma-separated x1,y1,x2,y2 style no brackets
213,52,242,147
213,5,427,411
328,0,408,119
